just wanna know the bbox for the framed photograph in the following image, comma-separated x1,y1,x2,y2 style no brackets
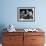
17,7,35,22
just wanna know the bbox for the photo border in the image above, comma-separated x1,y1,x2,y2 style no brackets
17,7,35,22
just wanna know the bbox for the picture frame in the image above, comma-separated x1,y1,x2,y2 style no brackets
17,7,35,22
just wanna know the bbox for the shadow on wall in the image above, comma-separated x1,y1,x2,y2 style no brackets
0,24,7,43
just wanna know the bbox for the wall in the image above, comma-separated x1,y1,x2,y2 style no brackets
0,0,46,30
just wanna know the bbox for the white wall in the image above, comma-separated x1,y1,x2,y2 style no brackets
0,0,46,30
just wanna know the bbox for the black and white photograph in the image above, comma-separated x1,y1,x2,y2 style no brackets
17,7,35,22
